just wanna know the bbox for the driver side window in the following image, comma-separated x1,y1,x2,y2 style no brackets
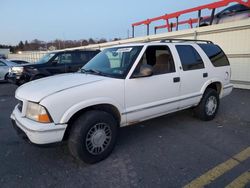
134,45,175,76
57,53,73,64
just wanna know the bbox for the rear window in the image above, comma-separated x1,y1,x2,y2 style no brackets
79,51,99,62
199,44,230,67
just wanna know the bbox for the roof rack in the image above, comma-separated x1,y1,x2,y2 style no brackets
160,38,213,44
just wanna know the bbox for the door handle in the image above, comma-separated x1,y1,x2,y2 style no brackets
173,77,180,83
203,73,208,78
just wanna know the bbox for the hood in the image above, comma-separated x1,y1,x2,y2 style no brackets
18,63,39,68
16,73,106,102
12,62,41,68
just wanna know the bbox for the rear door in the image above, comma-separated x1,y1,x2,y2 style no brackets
125,44,181,123
175,44,208,108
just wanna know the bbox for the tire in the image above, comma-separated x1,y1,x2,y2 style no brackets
68,110,118,164
194,88,219,121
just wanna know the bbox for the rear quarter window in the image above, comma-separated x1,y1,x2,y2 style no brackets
198,44,230,67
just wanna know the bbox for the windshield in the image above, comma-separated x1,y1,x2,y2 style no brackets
36,53,56,64
82,46,143,78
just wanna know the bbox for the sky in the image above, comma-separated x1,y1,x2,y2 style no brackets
1,0,224,45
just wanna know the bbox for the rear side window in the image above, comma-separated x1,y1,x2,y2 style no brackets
79,52,90,63
78,51,99,63
176,45,204,71
199,44,230,67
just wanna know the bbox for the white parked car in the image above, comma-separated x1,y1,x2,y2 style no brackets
11,39,233,163
0,59,17,81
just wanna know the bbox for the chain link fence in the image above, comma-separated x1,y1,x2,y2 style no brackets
8,51,49,63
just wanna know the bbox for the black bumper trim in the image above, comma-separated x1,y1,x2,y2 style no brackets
11,119,29,141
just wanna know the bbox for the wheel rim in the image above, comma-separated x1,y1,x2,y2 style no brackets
85,123,112,155
205,96,217,116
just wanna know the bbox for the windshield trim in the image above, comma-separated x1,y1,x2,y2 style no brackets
126,45,146,79
121,46,144,79
80,69,123,79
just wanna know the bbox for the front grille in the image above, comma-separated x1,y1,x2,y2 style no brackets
17,101,23,112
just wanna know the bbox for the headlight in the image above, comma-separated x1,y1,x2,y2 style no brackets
11,67,24,73
26,102,52,123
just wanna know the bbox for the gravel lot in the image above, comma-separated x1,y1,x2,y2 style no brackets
0,83,249,188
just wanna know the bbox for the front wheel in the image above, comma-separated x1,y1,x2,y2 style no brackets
68,110,118,164
194,88,220,121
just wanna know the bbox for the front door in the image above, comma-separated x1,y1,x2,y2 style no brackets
46,53,72,75
125,45,180,124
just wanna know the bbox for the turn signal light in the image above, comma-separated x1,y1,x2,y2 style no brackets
38,114,51,123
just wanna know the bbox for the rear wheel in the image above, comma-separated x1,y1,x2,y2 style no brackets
68,110,118,164
194,88,219,121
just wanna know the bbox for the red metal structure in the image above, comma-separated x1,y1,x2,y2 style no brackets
131,0,250,37
154,17,210,34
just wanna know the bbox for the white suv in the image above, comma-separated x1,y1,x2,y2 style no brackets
11,39,233,163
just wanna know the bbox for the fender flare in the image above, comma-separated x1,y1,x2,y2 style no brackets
200,78,223,96
59,97,124,124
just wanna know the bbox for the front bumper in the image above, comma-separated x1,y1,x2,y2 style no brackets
7,73,29,85
11,106,67,144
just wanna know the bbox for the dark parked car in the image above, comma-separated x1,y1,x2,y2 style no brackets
200,4,250,26
7,49,100,85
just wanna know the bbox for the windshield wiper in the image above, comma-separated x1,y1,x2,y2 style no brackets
81,68,106,76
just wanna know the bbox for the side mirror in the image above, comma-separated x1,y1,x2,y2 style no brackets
132,64,153,78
